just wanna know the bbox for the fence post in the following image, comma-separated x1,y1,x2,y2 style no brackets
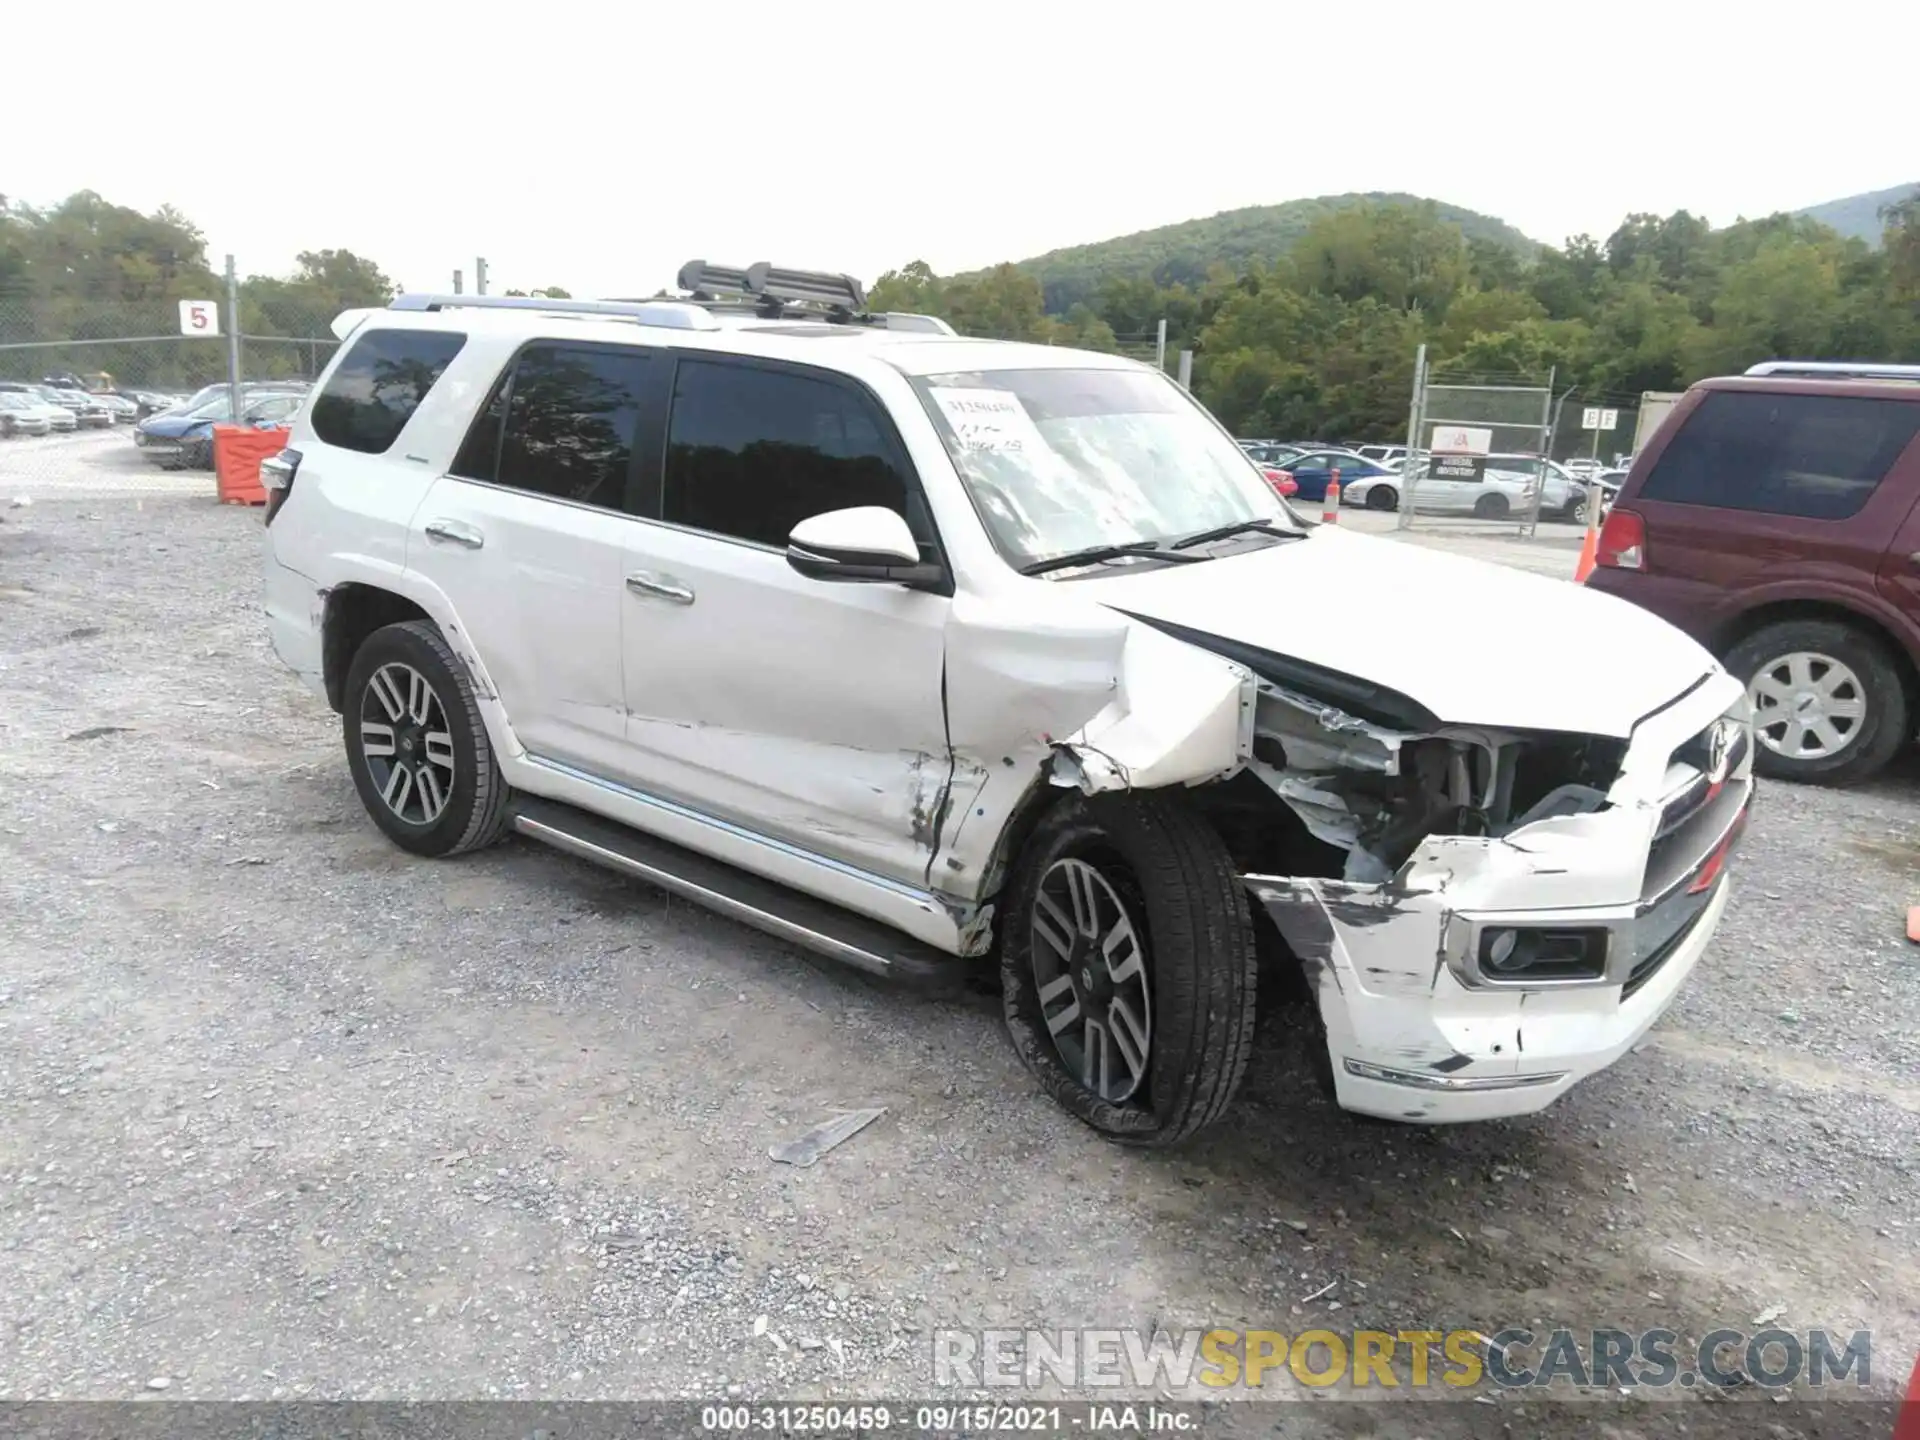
1176,350,1193,391
475,257,488,296
452,269,463,295
1155,318,1167,372
224,254,242,426
1397,343,1427,530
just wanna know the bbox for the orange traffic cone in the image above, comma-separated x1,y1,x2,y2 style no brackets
1574,525,1599,583
1893,1351,1920,1440
1322,469,1341,524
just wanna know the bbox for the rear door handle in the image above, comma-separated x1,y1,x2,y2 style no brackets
423,519,484,549
626,571,695,605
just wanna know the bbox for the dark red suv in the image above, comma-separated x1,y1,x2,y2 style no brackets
1586,362,1920,785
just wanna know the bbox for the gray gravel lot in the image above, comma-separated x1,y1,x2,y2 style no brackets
1,435,1916,1424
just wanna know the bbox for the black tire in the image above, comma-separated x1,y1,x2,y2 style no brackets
1364,485,1398,511
342,619,513,856
184,437,214,469
1473,492,1510,519
1000,793,1257,1146
1723,619,1911,786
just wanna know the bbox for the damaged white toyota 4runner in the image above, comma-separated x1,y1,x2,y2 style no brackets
263,263,1753,1146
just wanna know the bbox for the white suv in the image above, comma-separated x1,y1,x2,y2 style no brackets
263,262,1754,1144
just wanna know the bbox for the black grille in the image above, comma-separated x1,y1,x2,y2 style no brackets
1622,893,1714,1000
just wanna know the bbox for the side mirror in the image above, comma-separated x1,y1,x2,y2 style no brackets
786,506,943,587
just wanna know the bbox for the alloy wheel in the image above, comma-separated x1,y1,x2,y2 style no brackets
1748,651,1865,760
359,662,456,824
1030,858,1152,1103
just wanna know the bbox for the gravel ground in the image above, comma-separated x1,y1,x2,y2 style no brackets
1,444,1916,1425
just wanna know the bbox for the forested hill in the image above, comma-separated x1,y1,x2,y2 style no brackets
984,193,1539,312
1795,184,1920,245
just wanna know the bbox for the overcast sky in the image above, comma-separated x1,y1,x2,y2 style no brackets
6,0,1915,296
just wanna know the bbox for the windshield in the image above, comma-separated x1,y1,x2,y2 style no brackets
912,367,1295,570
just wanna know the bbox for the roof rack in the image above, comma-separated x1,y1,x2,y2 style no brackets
674,260,956,334
1744,360,1920,381
387,293,721,331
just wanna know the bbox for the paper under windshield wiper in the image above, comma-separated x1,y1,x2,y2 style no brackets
1169,518,1301,551
1018,540,1207,576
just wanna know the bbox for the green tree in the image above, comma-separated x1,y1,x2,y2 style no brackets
1289,202,1471,315
292,249,396,307
1886,194,1920,304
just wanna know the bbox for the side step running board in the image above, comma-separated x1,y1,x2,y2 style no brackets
510,796,974,991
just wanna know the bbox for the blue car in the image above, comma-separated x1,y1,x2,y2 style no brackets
135,389,305,469
1273,449,1392,503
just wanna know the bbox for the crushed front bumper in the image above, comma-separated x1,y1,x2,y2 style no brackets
1243,672,1752,1124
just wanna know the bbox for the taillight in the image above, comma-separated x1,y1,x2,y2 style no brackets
261,446,301,527
1264,467,1298,497
1595,507,1646,571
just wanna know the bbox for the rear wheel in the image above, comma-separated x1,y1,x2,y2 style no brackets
343,619,513,856
1723,619,1910,785
1000,793,1257,1146
1473,492,1511,519
1364,485,1398,511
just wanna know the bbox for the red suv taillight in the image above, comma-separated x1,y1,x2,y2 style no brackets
1595,507,1646,571
261,447,301,527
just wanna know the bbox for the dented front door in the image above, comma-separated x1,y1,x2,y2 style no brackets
615,521,953,887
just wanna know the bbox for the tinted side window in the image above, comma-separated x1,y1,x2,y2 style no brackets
663,360,910,547
310,328,466,454
451,378,508,481
489,344,651,509
1640,391,1920,520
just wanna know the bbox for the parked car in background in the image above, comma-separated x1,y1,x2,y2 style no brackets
135,389,306,469
134,390,191,420
37,386,112,427
1356,444,1409,467
1348,453,1583,520
93,393,138,423
1241,442,1302,466
0,383,77,431
0,392,54,437
1273,449,1391,503
1586,361,1920,785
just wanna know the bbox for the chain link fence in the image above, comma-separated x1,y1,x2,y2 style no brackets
0,292,339,499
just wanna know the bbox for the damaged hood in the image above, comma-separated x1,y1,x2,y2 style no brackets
1084,527,1717,738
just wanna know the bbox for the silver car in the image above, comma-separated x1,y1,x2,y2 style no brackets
0,391,54,437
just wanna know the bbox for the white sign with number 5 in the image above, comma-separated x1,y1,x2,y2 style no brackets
178,300,220,337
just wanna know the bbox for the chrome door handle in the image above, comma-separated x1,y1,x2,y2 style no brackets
423,519,484,549
626,572,695,605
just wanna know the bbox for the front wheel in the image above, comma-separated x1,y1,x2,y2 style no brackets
1000,794,1257,1146
343,619,513,856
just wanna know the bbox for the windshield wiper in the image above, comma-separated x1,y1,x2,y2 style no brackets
1168,518,1302,551
1018,540,1207,576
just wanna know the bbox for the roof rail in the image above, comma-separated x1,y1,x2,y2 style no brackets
387,293,720,331
1744,360,1920,381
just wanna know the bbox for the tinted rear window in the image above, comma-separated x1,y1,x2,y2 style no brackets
310,328,466,455
1639,391,1920,520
